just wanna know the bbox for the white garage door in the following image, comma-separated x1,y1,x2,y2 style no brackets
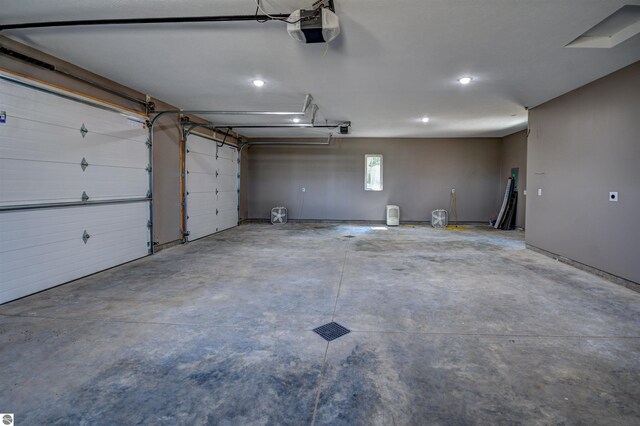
185,134,238,241
0,73,151,304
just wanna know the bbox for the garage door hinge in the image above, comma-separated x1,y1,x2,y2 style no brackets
215,189,219,195
82,230,90,244
146,165,152,172
81,191,90,201
216,209,219,215
80,157,89,171
146,140,152,148
182,230,190,236
80,123,88,138
237,174,240,178
215,171,219,177
147,220,152,229
146,190,152,198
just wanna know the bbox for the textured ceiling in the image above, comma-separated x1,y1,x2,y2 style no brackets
2,0,640,137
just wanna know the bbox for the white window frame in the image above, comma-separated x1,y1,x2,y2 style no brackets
364,154,383,191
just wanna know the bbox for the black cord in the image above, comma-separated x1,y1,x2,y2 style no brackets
254,0,321,24
216,127,231,147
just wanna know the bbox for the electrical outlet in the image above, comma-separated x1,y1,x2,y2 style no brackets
609,192,618,202
537,188,542,196
451,188,456,194
302,187,306,193
523,189,527,196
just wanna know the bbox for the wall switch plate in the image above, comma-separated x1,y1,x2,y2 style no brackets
523,189,527,196
302,187,306,192
451,188,456,194
537,188,542,196
609,191,618,202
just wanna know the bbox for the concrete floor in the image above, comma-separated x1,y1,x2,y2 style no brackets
0,223,639,425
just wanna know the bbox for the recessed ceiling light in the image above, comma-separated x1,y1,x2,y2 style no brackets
252,79,265,87
292,117,301,123
458,77,472,85
421,117,430,123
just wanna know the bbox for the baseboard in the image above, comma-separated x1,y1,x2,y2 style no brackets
154,239,183,252
527,244,639,293
242,218,489,225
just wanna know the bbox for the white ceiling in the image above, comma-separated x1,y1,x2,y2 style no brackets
2,0,640,138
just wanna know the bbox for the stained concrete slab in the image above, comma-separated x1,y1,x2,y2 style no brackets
0,223,638,425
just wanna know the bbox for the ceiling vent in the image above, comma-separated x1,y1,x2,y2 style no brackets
566,5,640,48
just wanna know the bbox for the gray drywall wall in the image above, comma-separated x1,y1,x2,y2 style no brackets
240,147,250,221
247,137,502,222
152,114,182,245
499,130,527,229
527,61,640,285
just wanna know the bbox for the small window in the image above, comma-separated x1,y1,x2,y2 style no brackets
365,154,383,191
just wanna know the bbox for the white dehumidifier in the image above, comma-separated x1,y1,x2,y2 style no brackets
386,205,400,226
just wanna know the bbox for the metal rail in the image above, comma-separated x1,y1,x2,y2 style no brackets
0,14,292,31
151,94,313,122
0,197,150,213
241,134,333,147
0,73,147,118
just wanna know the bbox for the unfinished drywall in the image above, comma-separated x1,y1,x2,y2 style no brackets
499,130,527,229
247,138,501,222
527,60,640,285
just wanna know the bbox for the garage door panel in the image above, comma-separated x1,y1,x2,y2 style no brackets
0,202,149,304
188,136,216,157
1,231,149,303
216,174,237,192
186,172,215,194
187,153,216,174
0,75,151,304
1,202,149,253
217,190,237,206
0,120,148,168
217,145,237,162
0,78,148,142
187,192,215,216
185,135,238,241
216,207,238,232
218,162,238,177
0,159,148,205
188,216,217,241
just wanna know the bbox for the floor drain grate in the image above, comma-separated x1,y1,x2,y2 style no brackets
313,322,351,341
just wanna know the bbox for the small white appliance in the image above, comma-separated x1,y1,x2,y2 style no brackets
386,205,400,226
